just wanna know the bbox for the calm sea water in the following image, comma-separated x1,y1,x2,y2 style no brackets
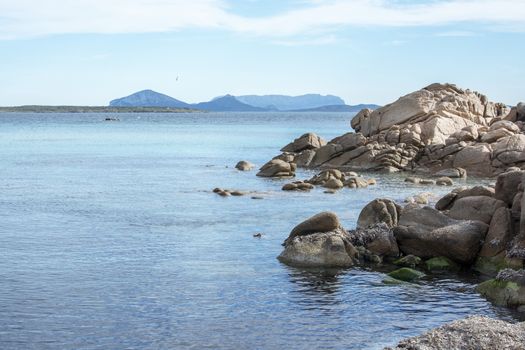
0,112,521,350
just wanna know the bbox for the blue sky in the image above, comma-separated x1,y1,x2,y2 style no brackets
0,0,524,106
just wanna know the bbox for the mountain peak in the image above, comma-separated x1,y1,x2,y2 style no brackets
110,89,190,108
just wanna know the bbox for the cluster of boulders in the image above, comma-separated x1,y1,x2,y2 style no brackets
278,170,525,310
280,168,376,192
262,83,525,177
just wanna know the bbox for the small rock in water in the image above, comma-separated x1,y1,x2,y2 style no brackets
235,160,255,171
419,179,436,185
436,177,454,186
230,190,247,196
405,177,421,184
387,268,425,282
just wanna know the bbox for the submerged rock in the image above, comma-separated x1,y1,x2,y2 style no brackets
387,268,425,282
394,255,422,268
477,269,525,308
425,256,460,272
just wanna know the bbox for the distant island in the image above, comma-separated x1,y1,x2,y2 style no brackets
110,90,380,112
0,90,380,113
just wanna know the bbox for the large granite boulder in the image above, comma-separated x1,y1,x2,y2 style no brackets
256,159,296,178
284,211,341,246
495,170,524,205
277,228,357,268
357,198,401,229
262,83,518,175
278,212,356,267
394,206,488,264
446,196,507,224
348,223,399,258
350,83,503,139
281,133,326,153
478,207,514,258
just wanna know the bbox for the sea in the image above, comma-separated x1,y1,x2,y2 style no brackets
0,112,522,349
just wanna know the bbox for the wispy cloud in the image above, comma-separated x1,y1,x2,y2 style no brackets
435,30,478,37
0,0,524,40
272,35,339,46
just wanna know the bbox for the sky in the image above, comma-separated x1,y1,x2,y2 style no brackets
0,0,524,106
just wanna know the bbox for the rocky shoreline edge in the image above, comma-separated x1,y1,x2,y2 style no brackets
224,83,525,347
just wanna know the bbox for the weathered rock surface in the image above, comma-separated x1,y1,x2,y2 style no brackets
281,133,326,153
387,268,425,282
348,223,399,258
264,83,520,176
284,211,341,246
447,196,507,224
278,228,357,268
256,159,296,178
357,198,401,229
394,207,488,264
478,207,514,258
495,170,524,205
387,316,525,350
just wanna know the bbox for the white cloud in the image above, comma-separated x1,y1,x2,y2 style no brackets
435,30,478,37
0,0,524,40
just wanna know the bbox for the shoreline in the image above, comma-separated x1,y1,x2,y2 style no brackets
0,106,199,113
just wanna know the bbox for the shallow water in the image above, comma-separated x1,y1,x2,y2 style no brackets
0,112,521,349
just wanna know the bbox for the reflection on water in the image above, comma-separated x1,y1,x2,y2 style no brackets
0,112,521,349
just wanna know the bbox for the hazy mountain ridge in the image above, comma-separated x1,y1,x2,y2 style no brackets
108,90,377,112
235,94,345,111
290,104,381,112
192,95,266,112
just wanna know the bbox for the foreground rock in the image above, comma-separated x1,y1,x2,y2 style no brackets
394,206,488,264
284,212,341,246
278,229,358,268
263,83,522,176
278,212,356,267
387,316,525,350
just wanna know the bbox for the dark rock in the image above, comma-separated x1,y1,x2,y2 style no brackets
394,206,488,264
